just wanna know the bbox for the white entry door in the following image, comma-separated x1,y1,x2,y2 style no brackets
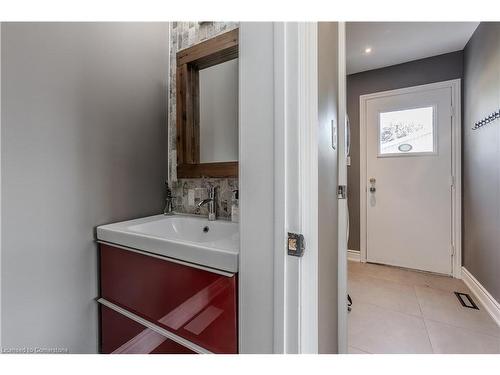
363,82,455,275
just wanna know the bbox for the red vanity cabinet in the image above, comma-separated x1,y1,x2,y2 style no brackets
99,243,238,354
100,305,195,354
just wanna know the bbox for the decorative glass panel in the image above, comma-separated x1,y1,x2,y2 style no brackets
379,106,434,155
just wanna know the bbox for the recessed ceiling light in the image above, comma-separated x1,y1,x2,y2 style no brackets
364,47,372,54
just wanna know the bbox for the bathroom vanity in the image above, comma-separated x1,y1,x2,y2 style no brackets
96,27,241,355
96,215,239,354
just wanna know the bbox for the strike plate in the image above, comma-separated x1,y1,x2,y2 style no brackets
287,232,305,257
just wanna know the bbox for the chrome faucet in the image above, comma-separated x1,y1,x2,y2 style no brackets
164,182,175,215
197,186,217,221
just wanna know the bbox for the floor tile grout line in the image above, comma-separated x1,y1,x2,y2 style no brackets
348,345,372,354
350,262,500,354
413,284,500,336
413,283,425,317
352,299,428,325
349,260,447,277
422,317,500,354
349,282,424,318
350,270,420,288
348,299,434,354
422,316,500,340
350,265,439,317
349,263,465,292
415,284,436,354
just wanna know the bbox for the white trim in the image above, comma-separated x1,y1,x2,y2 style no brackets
359,89,367,263
336,22,348,355
461,267,500,327
97,298,212,354
273,22,287,354
0,23,2,349
359,79,462,278
273,22,318,354
347,249,361,262
450,80,462,279
298,22,318,354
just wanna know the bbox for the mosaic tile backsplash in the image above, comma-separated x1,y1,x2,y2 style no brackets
172,178,238,220
168,22,239,219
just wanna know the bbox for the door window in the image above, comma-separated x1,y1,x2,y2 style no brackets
378,106,435,156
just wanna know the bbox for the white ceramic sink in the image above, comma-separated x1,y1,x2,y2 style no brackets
97,215,239,273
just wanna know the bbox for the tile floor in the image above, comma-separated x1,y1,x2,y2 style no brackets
348,260,500,354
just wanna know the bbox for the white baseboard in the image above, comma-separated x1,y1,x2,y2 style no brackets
461,267,500,327
347,249,360,262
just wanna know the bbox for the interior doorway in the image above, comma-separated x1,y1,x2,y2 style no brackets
341,21,500,354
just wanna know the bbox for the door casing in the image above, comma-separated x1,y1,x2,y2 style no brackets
272,21,319,354
359,79,462,278
336,22,348,354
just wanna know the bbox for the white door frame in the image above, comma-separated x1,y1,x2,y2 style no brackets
359,79,462,278
336,22,348,354
274,21,346,354
272,22,319,353
272,21,288,354
296,22,319,354
243,22,320,353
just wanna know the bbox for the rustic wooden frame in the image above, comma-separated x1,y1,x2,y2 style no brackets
176,28,239,178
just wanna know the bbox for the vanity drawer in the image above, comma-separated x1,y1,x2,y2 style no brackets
100,305,195,354
99,244,238,354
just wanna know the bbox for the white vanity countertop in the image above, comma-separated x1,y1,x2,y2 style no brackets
96,214,239,273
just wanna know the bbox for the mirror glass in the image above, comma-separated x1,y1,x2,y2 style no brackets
199,58,239,163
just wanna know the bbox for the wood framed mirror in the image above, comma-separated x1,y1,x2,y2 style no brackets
176,28,239,178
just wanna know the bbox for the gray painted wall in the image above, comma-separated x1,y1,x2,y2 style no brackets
238,22,274,353
463,22,500,302
0,24,3,349
1,23,169,353
318,22,339,353
346,51,464,251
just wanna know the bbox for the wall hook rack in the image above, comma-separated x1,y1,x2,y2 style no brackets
472,109,500,130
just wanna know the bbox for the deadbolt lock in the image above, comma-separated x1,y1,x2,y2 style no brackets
369,178,376,193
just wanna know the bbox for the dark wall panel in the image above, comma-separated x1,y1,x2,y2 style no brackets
347,51,464,251
463,22,500,302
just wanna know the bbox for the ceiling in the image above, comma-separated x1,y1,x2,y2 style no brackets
346,22,479,75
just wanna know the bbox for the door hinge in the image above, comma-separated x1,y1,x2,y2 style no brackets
337,185,347,199
451,106,455,118
450,243,455,256
450,175,455,188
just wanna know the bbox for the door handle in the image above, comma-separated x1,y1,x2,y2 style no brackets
369,178,376,193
